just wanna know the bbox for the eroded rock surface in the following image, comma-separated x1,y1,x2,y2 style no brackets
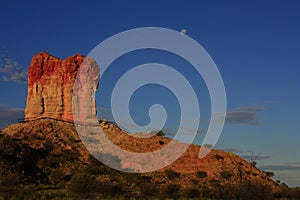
25,52,99,122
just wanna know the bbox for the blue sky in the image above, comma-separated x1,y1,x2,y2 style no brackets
0,1,299,186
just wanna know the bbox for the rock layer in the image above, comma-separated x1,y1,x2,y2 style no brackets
25,52,99,122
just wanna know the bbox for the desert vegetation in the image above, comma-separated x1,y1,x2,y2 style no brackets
0,119,298,199
1,154,299,200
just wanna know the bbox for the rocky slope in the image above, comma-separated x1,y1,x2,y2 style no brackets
0,118,277,189
99,119,278,187
0,119,90,185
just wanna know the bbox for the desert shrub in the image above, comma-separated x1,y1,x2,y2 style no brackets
251,161,257,166
185,187,200,198
233,181,273,200
0,185,38,200
196,170,207,178
196,181,274,200
213,183,235,200
160,183,181,198
203,181,273,200
274,186,300,199
274,186,289,198
38,190,66,200
191,179,199,184
21,185,39,199
199,185,214,198
208,179,221,187
156,130,165,136
288,187,300,198
252,172,258,176
84,164,111,176
0,136,19,156
98,181,123,197
158,140,164,145
69,173,97,194
0,173,21,186
263,171,275,177
140,182,158,197
220,170,233,180
49,168,66,184
138,175,152,182
215,154,224,160
165,169,180,180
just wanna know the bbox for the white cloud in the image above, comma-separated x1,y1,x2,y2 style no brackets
0,54,27,83
225,106,265,126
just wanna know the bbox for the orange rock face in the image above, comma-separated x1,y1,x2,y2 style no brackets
25,52,100,122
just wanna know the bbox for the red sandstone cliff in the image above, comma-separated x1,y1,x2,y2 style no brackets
25,52,99,122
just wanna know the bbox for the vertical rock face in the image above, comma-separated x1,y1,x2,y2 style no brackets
25,52,100,122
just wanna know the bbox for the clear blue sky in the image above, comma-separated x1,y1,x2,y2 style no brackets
0,0,299,186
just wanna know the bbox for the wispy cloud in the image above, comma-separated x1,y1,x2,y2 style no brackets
0,53,27,83
260,163,300,171
178,126,205,135
225,106,265,126
218,148,247,154
218,148,271,161
0,105,24,129
241,154,271,161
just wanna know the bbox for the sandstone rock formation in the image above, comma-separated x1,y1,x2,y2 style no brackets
0,52,281,198
25,52,99,122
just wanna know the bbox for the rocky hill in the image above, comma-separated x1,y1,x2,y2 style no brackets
0,52,283,199
0,118,280,199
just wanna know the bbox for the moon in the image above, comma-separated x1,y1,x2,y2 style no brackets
180,29,187,35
